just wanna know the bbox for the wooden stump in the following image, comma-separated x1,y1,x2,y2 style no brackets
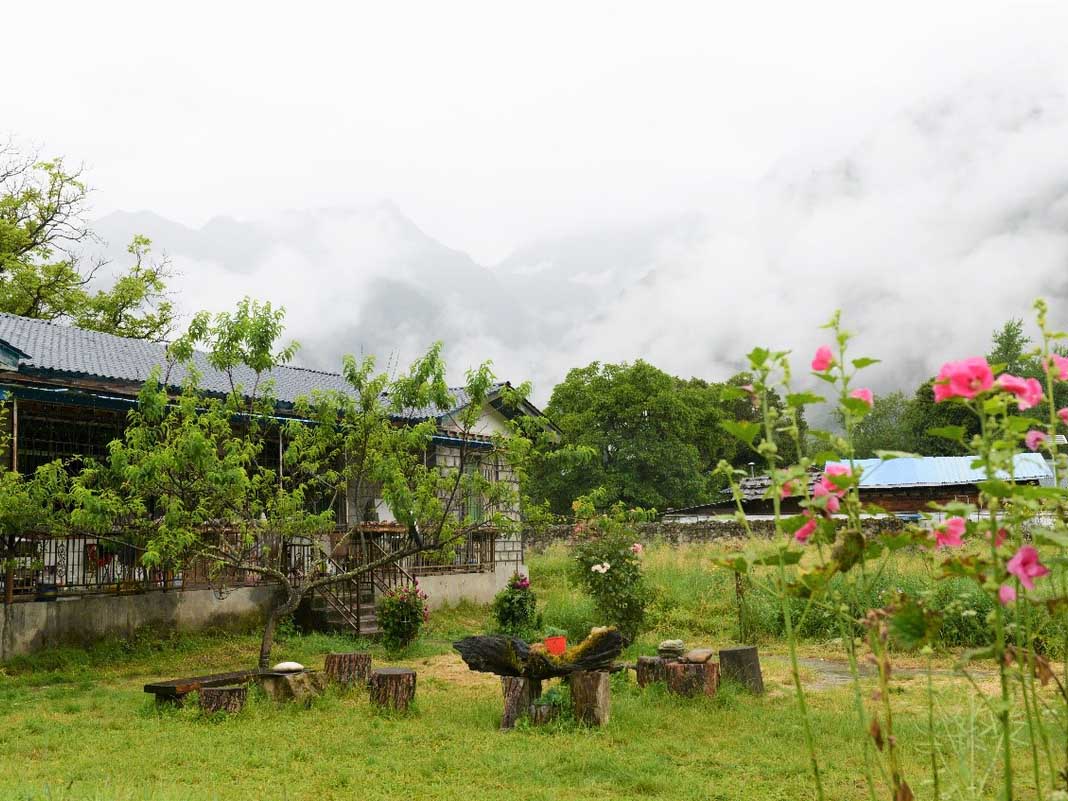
571,670,610,726
257,670,326,703
719,645,764,694
369,667,416,712
324,652,372,687
500,676,541,730
636,655,667,688
529,701,559,726
199,685,247,714
665,661,720,698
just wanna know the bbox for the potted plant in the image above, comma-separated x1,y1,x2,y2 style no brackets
543,626,567,656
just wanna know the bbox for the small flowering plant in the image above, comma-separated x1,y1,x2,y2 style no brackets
377,582,429,651
492,571,541,636
713,301,1068,801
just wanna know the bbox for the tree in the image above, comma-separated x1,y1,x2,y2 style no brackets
836,390,915,457
0,140,175,340
71,298,531,667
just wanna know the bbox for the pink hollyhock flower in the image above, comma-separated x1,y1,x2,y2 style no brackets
934,517,966,548
849,388,874,407
1049,354,1068,381
811,346,834,372
997,374,1044,410
1006,545,1050,590
990,528,1008,548
795,514,817,543
1025,430,1048,452
998,585,1017,605
933,357,994,402
630,542,644,556
780,480,795,499
1058,408,1068,425
817,464,852,498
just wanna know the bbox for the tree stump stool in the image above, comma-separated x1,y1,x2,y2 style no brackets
369,667,416,712
324,652,372,687
500,676,542,730
529,701,559,726
258,670,326,703
571,670,610,726
199,685,247,714
636,656,667,688
665,661,720,698
719,646,764,694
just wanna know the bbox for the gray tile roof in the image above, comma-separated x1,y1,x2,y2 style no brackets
0,312,490,417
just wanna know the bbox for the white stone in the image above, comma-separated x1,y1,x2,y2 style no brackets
272,661,305,673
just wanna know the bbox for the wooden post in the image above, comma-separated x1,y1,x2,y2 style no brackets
324,652,372,686
529,701,559,726
571,670,610,726
665,661,720,697
199,685,247,714
719,646,764,694
636,656,666,688
369,667,416,712
500,676,541,730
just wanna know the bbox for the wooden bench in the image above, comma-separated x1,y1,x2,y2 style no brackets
144,670,264,703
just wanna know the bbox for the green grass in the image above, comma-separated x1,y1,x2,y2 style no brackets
0,541,1062,800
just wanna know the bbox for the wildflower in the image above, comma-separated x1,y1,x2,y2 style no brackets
989,527,1007,548
817,464,851,498
1058,408,1068,425
933,517,966,548
1025,429,1048,452
811,346,834,372
630,542,644,556
795,514,818,544
1006,545,1049,590
849,387,874,407
997,374,1044,410
1049,354,1068,381
933,357,994,402
998,585,1017,605
590,562,611,574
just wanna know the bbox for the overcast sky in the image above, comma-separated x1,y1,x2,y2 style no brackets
7,2,1068,262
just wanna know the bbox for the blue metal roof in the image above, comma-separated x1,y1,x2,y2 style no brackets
826,454,1052,488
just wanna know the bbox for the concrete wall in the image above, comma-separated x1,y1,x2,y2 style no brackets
418,561,525,610
0,586,279,662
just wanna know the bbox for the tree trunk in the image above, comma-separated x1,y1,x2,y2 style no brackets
258,583,298,670
636,656,666,688
500,676,541,730
571,670,610,726
665,661,720,697
324,652,372,686
719,646,764,694
199,685,247,714
369,667,416,712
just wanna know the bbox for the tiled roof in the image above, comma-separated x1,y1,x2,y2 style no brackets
0,312,492,418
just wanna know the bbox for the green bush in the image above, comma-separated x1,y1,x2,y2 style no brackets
491,572,542,637
377,584,429,651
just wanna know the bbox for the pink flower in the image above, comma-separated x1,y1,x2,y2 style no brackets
630,542,644,556
849,387,874,407
1058,408,1068,425
997,374,1044,410
990,527,1008,548
933,357,994,402
817,464,852,498
780,480,796,499
998,584,1017,605
1049,354,1068,381
1006,545,1049,590
795,514,817,543
812,481,841,515
811,346,834,372
933,517,966,548
1025,430,1048,452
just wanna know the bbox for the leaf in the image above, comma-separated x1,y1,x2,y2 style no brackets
786,392,825,408
750,550,803,567
927,425,966,443
721,420,760,447
888,597,940,650
841,397,874,417
852,357,881,369
1034,529,1068,549
874,450,921,461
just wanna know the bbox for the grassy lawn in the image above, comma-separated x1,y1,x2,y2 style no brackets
0,542,1060,800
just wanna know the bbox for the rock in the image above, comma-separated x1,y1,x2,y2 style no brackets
657,639,685,659
272,661,305,673
681,648,714,664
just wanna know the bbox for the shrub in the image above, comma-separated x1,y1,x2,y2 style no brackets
377,584,429,651
569,496,653,641
491,572,542,637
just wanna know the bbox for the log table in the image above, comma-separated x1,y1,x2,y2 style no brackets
199,685,247,714
369,667,417,712
324,652,372,687
665,661,720,698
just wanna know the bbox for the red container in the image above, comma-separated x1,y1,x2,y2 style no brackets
544,635,567,655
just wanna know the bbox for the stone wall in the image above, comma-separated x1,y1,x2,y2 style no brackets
524,517,907,552
0,586,280,662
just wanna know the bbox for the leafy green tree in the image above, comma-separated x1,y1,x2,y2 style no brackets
0,141,175,340
71,298,530,666
837,390,915,457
